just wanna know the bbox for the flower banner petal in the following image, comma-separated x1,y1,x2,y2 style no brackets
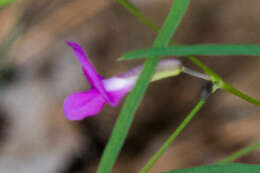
67,41,111,103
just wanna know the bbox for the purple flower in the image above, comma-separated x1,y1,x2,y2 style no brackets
64,42,181,120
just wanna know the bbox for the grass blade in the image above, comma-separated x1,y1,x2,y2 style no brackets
97,1,191,173
120,44,260,60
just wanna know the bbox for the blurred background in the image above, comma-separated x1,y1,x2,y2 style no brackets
1,0,260,172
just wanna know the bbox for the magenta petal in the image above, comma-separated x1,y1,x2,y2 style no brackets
63,89,107,120
67,41,111,103
106,87,132,106
106,90,128,106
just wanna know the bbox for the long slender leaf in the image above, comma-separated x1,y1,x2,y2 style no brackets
120,44,260,60
97,1,191,173
162,164,260,173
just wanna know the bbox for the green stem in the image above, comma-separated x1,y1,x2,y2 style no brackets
187,56,222,82
221,82,260,106
189,56,260,105
115,0,160,33
140,98,206,173
217,141,260,163
182,66,210,81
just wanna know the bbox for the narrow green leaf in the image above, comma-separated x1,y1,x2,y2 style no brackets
162,164,260,173
97,1,190,173
120,44,260,60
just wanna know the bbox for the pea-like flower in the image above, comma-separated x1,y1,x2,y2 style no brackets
64,42,182,120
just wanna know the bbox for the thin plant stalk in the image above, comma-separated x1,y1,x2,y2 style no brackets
182,66,210,81
217,141,260,164
140,98,206,173
115,0,160,33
